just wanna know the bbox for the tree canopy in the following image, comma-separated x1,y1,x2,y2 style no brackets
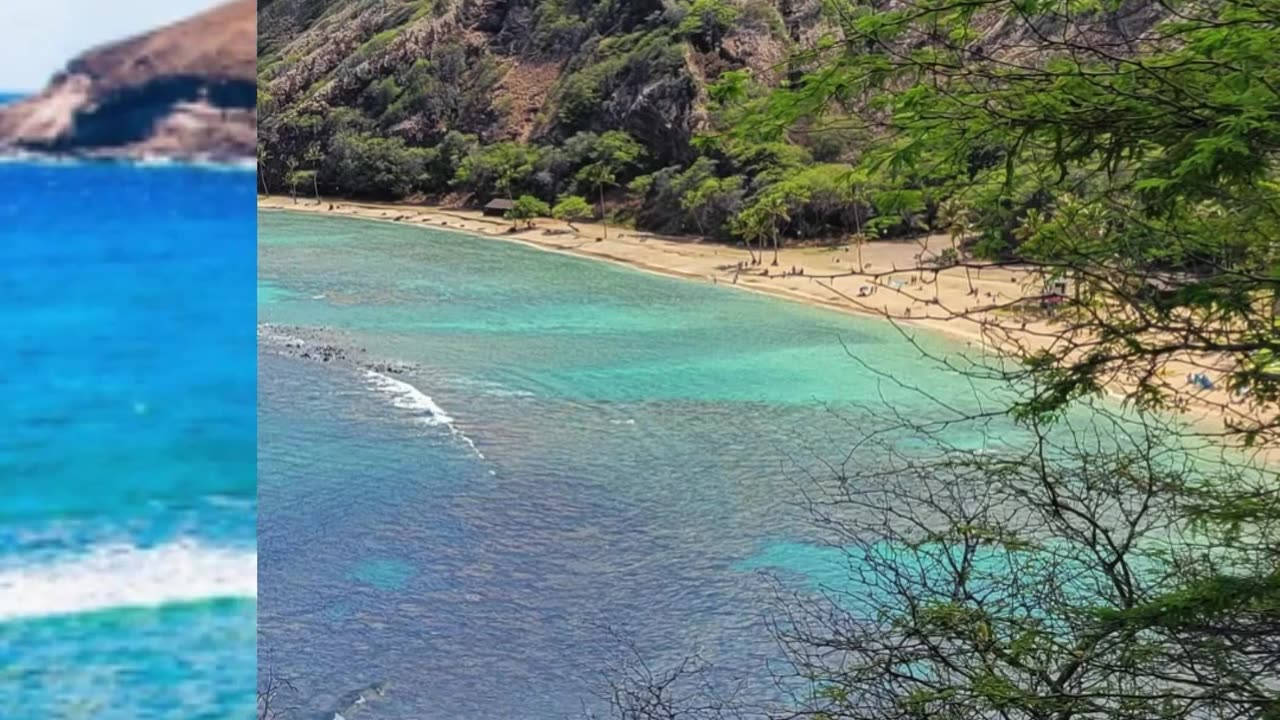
604,1,1280,718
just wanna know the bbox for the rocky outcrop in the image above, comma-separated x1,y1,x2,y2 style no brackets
0,0,256,161
257,0,811,164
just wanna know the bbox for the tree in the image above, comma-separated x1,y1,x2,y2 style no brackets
257,144,272,197
770,399,1280,720
327,132,427,199
937,197,977,295
575,131,644,242
506,195,551,229
677,0,740,49
681,175,746,238
258,641,298,720
736,185,798,266
456,142,541,206
610,1,1280,718
753,0,1280,437
286,169,315,205
284,157,301,204
850,231,869,273
303,144,324,202
730,203,764,265
552,194,593,230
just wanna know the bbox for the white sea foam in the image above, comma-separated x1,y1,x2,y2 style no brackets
0,540,256,623
365,370,454,426
364,370,486,459
0,151,256,171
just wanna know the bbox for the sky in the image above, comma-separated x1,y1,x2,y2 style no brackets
0,0,228,91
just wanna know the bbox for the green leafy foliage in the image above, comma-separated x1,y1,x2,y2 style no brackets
327,132,431,199
506,195,552,228
676,0,739,49
455,142,543,201
715,2,1280,719
552,194,594,223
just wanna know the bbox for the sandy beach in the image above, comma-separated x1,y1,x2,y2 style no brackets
259,195,1256,438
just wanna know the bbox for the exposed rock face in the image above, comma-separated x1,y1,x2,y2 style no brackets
0,0,257,161
257,0,813,166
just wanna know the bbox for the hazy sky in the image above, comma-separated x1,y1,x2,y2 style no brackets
0,0,228,91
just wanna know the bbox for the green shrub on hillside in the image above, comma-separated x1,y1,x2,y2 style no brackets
676,0,739,49
327,132,431,199
455,142,544,201
507,195,552,228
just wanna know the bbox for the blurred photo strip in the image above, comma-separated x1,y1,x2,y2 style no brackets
0,1,257,717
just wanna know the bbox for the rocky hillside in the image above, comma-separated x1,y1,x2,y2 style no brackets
259,0,814,160
258,0,862,239
257,0,1170,247
0,0,256,161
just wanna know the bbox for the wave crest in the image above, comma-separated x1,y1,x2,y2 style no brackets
364,370,454,426
0,540,256,623
363,370,487,459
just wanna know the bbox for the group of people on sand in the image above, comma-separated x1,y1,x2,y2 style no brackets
1187,372,1215,391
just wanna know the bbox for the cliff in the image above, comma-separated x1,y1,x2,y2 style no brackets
255,0,1169,244
0,0,257,161
257,0,817,166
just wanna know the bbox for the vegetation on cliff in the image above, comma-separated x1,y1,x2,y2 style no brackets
257,0,881,245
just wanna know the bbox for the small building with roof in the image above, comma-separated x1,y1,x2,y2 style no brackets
483,198,515,217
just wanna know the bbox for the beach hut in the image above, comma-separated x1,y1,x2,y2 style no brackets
483,198,515,217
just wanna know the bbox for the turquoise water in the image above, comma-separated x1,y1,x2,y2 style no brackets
1,163,256,718
257,211,1024,717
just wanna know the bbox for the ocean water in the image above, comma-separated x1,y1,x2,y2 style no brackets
0,163,257,718
257,211,1041,718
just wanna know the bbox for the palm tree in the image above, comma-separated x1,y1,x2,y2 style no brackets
851,231,869,273
732,206,764,265
760,193,791,267
257,145,272,196
743,221,763,265
849,182,868,271
304,144,324,203
575,132,644,242
938,198,977,295
285,157,300,204
579,161,616,241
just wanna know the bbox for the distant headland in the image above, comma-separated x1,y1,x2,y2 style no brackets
0,0,255,162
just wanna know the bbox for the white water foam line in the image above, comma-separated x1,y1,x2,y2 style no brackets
364,370,486,459
0,540,256,623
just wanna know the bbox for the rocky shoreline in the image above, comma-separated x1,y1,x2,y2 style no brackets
258,324,413,377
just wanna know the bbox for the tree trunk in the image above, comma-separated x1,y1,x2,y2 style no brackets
598,184,608,242
259,167,270,196
772,228,780,266
853,204,863,270
313,174,320,203
954,233,975,294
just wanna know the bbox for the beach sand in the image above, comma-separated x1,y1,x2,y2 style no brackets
259,196,1258,439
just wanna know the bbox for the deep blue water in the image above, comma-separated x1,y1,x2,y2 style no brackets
258,212,1027,718
0,163,257,718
